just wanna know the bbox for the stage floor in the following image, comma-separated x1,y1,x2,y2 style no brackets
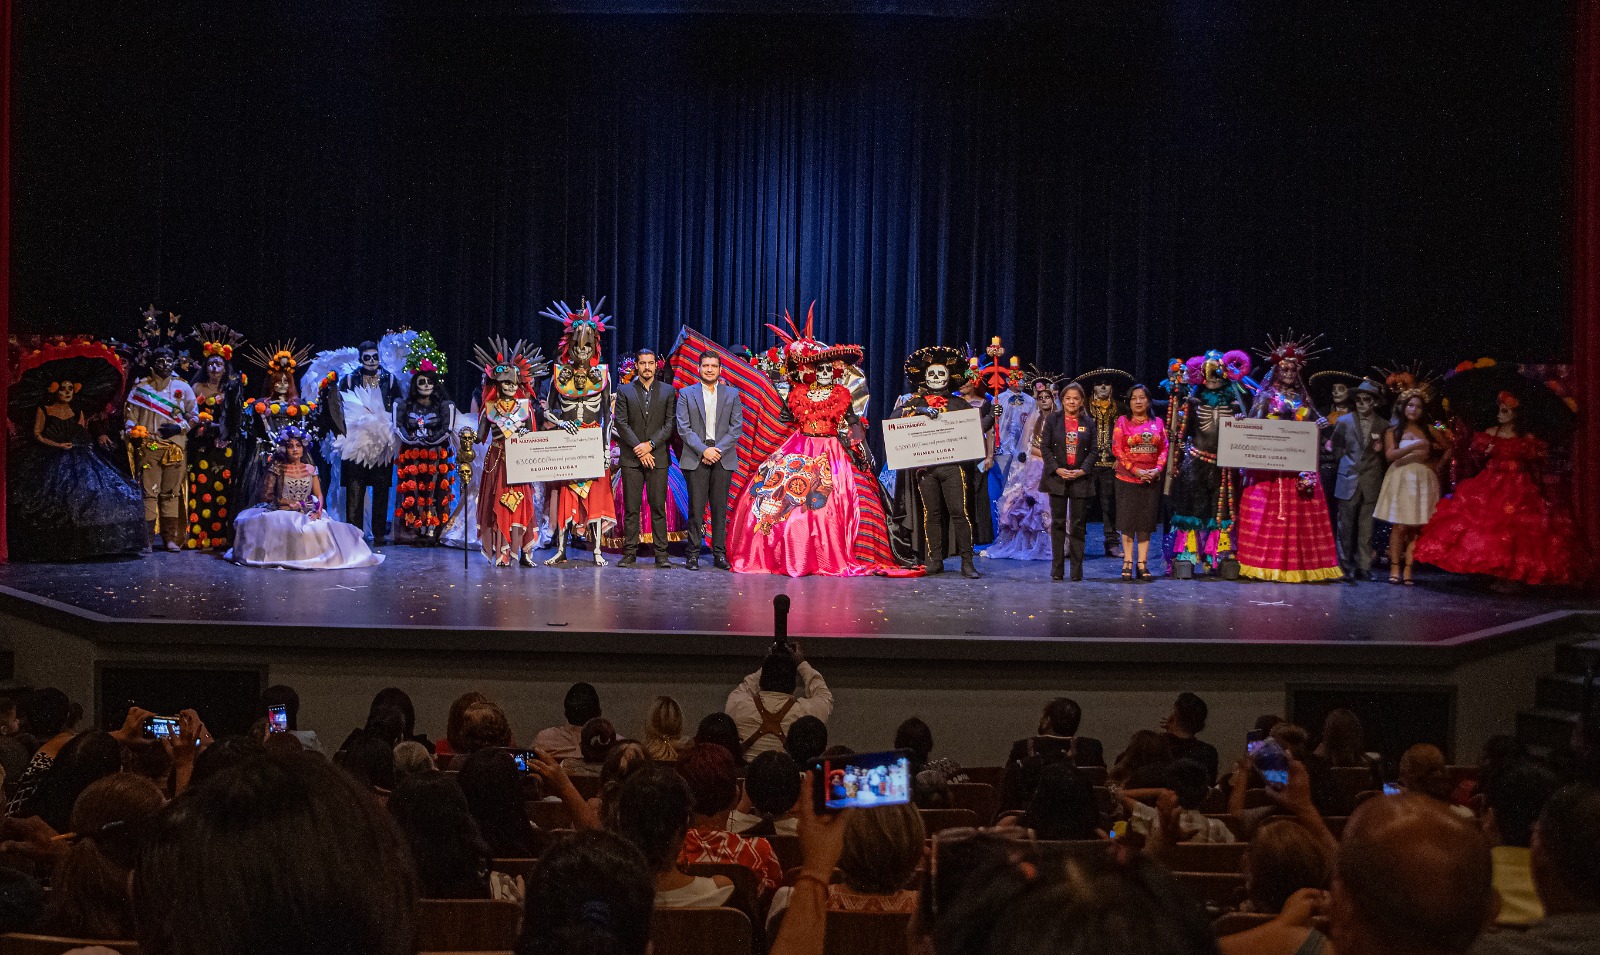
0,533,1587,666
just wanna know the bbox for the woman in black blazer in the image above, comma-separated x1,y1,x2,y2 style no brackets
1040,382,1098,581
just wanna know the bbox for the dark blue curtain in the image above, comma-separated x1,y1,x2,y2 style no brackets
12,4,1570,413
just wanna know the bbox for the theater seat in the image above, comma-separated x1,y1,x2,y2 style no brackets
416,898,522,951
918,808,980,836
651,906,753,955
0,935,139,955
1158,842,1249,873
823,910,914,955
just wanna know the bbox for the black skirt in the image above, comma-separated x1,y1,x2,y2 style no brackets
1114,477,1162,535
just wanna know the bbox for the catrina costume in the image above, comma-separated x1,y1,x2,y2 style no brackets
237,341,323,516
227,424,384,571
1234,333,1342,583
541,299,619,566
471,337,553,567
393,333,458,545
1164,350,1253,572
184,323,246,550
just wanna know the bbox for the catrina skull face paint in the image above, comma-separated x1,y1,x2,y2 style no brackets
925,364,949,391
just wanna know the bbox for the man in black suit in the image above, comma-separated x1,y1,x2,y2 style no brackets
613,348,678,568
1040,381,1098,581
998,697,1106,812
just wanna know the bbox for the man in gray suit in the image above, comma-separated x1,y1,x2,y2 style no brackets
677,351,744,570
1330,379,1388,582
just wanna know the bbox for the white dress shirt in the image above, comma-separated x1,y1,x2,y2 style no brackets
701,383,720,442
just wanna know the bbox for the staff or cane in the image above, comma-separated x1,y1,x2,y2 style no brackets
455,425,477,572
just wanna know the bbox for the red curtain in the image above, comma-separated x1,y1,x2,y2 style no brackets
0,0,11,563
1577,0,1600,582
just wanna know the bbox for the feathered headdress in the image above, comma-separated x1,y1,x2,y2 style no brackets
135,304,190,375
471,336,550,397
765,303,863,372
1257,330,1328,368
243,340,314,380
192,322,244,365
1374,361,1436,408
541,297,613,367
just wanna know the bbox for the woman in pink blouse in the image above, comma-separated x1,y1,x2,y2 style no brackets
1112,384,1169,580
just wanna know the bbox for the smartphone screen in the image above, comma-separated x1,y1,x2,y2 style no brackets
508,749,539,773
813,749,912,813
267,705,288,734
145,716,181,740
1251,738,1290,790
1246,729,1267,756
1382,782,1402,796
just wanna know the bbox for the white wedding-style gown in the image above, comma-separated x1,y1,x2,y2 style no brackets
227,471,384,570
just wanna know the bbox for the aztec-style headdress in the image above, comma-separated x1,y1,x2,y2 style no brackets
765,303,863,373
1374,361,1436,409
192,322,244,365
135,304,190,374
471,336,550,394
243,340,314,382
404,331,448,376
903,345,969,386
1073,367,1135,397
1257,330,1328,368
540,298,612,367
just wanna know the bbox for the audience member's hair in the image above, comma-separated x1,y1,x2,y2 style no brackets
1476,734,1529,796
1021,763,1100,840
1245,820,1333,914
370,688,419,740
1399,743,1454,802
37,773,164,939
262,732,305,757
389,772,491,899
614,765,694,874
1534,783,1600,906
1041,698,1083,738
1254,714,1286,738
1333,795,1494,955
1172,692,1208,735
364,706,407,748
459,747,539,857
914,770,954,809
784,715,828,767
393,740,435,780
1162,759,1212,811
121,738,173,786
839,802,926,895
135,753,418,955
258,684,301,730
643,696,685,762
693,712,746,768
1485,761,1559,849
822,744,857,759
758,648,800,695
32,731,125,833
597,742,651,829
336,734,398,792
1111,730,1173,787
20,687,71,738
565,683,603,727
1319,708,1367,766
580,717,618,764
896,717,936,773
189,735,267,788
516,829,654,955
457,702,513,754
445,692,490,752
1269,723,1312,760
676,742,738,817
744,751,802,818
935,847,1219,955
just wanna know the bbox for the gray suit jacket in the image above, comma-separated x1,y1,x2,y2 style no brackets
1330,412,1387,501
677,382,743,471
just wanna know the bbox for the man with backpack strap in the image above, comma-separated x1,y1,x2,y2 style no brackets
724,641,833,758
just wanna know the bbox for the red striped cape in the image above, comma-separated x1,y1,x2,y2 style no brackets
666,327,898,568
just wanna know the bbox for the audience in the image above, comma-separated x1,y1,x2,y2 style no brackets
643,695,691,762
675,742,783,895
897,716,966,783
35,772,164,939
450,701,515,764
1458,734,1530,806
436,690,490,761
1400,743,1476,819
1314,707,1374,769
335,733,398,795
999,696,1104,811
784,715,829,767
515,829,655,955
536,682,603,761
1482,761,1561,926
389,771,520,902
1109,728,1173,789
1121,758,1236,843
1470,783,1600,955
459,746,542,857
768,801,924,932
7,687,74,815
259,684,323,754
732,750,803,835
1162,691,1220,781
29,730,124,833
593,740,651,826
725,642,834,757
561,716,618,777
1243,819,1333,914
997,762,1104,840
392,739,434,781
614,763,736,908
694,712,748,769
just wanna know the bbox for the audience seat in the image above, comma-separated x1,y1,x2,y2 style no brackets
823,910,913,955
525,799,573,830
490,857,540,882
416,898,522,952
651,906,753,955
0,935,139,955
683,861,769,936
1158,842,1249,873
1032,839,1116,862
1327,765,1378,807
568,774,601,800
1079,765,1109,786
1202,815,1249,840
767,833,802,873
946,782,999,824
917,808,980,836
1213,912,1331,937
962,766,1006,789
1174,872,1246,911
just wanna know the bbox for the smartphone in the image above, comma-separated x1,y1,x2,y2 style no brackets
1251,738,1290,791
1382,782,1402,796
812,749,912,813
508,749,540,774
267,704,288,734
144,716,181,740
1246,729,1267,756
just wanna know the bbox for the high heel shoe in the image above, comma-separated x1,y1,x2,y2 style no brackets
1137,563,1152,581
1121,560,1133,581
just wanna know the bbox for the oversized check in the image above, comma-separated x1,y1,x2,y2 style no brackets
1217,416,1318,472
883,407,987,470
505,428,607,483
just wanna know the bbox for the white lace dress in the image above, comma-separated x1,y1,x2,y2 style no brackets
228,470,384,570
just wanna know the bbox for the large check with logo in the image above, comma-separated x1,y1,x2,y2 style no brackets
883,408,987,470
505,428,607,483
1217,416,1318,472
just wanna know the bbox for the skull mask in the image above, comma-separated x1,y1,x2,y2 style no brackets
206,356,226,381
1093,382,1113,400
360,349,381,374
924,364,950,393
812,362,836,388
1331,382,1349,405
497,379,519,399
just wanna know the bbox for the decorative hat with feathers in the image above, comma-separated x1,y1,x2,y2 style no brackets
135,304,190,376
1374,361,1436,409
243,340,314,385
765,304,863,381
904,345,970,386
471,336,550,399
192,322,245,366
541,298,612,367
1257,330,1328,368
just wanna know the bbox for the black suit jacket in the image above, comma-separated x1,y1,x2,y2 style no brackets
613,379,677,469
1039,412,1098,497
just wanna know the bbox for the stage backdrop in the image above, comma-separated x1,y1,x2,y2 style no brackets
10,3,1572,415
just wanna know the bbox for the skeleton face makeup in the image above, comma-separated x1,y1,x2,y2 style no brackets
1497,402,1515,425
207,356,226,380
360,350,381,372
272,375,291,396
152,356,174,378
1331,383,1349,404
1355,394,1377,412
572,340,595,365
56,382,78,403
1277,359,1302,387
1033,382,1052,403
416,377,435,397
498,379,519,399
813,363,836,388
1093,382,1112,400
924,364,949,391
